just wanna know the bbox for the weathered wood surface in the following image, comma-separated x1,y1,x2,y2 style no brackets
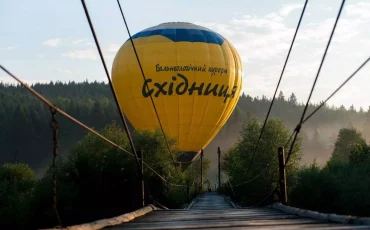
105,192,370,229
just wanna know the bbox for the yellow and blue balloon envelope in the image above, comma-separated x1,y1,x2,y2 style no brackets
112,22,243,156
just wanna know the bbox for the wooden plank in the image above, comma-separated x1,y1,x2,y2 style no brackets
106,218,369,230
190,192,232,210
128,214,300,223
188,225,370,230
105,192,370,230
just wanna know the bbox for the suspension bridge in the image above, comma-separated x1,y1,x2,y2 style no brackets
43,192,370,229
107,192,370,230
1,0,370,229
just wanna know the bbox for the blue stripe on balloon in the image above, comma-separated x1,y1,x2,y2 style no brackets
130,28,225,45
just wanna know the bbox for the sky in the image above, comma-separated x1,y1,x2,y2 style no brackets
1,0,370,109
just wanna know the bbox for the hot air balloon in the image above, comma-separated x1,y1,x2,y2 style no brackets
112,22,242,161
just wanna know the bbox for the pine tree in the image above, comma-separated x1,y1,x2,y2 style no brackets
288,93,297,105
311,128,324,151
278,91,285,101
331,127,366,162
300,130,310,151
363,110,370,142
349,104,355,112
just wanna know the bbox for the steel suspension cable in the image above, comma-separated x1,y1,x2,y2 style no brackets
0,65,186,188
116,0,178,166
231,115,299,188
302,57,370,124
244,0,309,178
285,0,346,165
282,57,370,166
80,0,141,172
115,1,190,201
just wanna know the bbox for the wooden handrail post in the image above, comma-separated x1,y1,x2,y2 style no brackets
186,183,190,202
200,149,204,191
138,150,145,207
218,147,221,190
278,147,287,204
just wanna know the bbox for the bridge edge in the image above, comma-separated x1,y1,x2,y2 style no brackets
224,196,240,209
40,204,160,230
186,194,200,209
270,202,370,226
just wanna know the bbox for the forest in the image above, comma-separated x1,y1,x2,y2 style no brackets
221,117,370,218
1,81,370,229
1,81,369,178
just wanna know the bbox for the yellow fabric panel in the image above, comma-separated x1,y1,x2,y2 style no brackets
112,27,243,153
203,40,243,148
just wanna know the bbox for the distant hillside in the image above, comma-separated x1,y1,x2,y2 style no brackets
1,82,369,179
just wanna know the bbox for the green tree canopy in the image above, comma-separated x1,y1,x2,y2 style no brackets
27,123,206,228
222,117,302,205
348,141,370,166
0,163,36,229
290,137,370,217
331,127,366,162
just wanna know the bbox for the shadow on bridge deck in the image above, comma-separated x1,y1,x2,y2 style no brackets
105,192,370,229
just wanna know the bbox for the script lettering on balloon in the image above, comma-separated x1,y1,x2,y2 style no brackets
142,73,238,103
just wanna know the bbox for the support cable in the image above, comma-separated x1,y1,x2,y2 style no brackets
232,126,297,188
244,0,309,178
0,65,186,188
285,0,346,165
116,0,177,166
284,56,369,154
80,0,141,172
115,1,190,201
234,54,369,203
254,182,279,207
231,159,274,188
302,57,370,124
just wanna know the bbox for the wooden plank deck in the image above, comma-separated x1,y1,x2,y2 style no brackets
105,192,370,229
